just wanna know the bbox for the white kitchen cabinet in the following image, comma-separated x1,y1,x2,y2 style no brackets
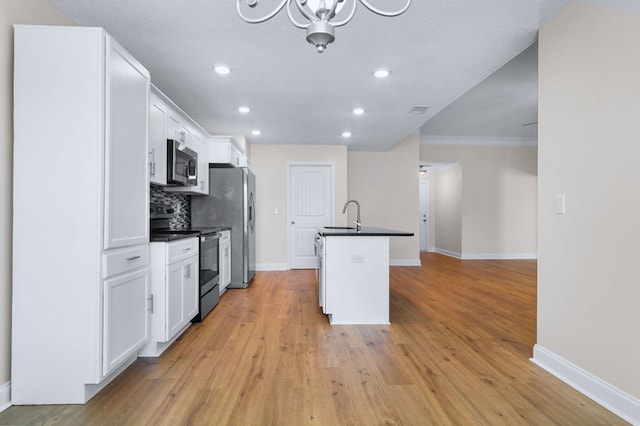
149,90,168,185
103,266,150,375
219,230,232,293
208,136,247,167
103,36,150,249
156,87,210,195
140,237,199,357
12,25,150,404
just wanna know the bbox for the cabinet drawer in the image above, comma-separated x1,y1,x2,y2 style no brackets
103,245,149,278
167,238,198,264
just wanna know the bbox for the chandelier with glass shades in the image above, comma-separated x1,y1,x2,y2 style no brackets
236,0,412,53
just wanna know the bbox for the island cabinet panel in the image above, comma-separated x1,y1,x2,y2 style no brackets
12,25,150,404
323,236,390,325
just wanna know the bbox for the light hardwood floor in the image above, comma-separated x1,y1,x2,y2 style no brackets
0,253,627,425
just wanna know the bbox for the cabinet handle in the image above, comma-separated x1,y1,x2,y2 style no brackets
184,247,192,252
148,294,154,313
126,255,141,261
149,148,156,177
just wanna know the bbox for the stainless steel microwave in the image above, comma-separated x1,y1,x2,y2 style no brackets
167,139,197,186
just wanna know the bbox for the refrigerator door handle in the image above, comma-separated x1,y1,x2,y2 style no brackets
249,192,255,232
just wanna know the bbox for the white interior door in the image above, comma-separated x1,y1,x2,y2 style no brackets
419,181,429,251
289,164,333,269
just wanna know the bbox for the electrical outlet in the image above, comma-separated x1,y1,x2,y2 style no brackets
351,254,364,263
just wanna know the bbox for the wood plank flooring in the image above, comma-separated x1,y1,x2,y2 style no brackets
0,253,627,425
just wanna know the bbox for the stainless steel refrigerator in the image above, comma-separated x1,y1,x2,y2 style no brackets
191,167,256,288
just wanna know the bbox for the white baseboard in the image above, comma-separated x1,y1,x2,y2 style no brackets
256,263,289,271
462,253,537,260
435,248,462,259
390,258,421,266
531,344,640,425
0,381,11,413
434,249,537,260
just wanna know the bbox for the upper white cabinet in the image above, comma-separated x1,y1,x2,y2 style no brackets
208,136,247,167
156,88,210,195
12,25,150,404
103,38,150,249
149,91,168,185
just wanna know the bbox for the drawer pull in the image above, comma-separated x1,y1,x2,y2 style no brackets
126,256,141,261
184,248,192,252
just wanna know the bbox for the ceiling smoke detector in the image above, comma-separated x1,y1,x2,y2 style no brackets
409,106,429,114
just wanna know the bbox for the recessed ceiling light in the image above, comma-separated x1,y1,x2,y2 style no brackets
214,65,231,75
238,106,250,114
251,129,261,136
342,131,352,138
374,69,390,78
353,107,365,115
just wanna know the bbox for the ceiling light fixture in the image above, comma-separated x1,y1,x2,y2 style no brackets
353,107,364,115
252,129,262,135
238,106,251,113
214,65,231,75
374,69,390,78
342,131,352,138
236,0,412,53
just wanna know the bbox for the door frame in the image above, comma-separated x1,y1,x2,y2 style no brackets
419,180,430,251
287,162,335,269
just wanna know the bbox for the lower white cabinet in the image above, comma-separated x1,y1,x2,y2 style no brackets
140,237,199,357
219,230,231,293
103,267,150,375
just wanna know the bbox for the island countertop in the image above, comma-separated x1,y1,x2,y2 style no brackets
318,226,414,237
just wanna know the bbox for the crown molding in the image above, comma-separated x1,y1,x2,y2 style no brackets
420,135,537,147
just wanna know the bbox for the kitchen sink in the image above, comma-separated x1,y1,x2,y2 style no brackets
324,226,355,230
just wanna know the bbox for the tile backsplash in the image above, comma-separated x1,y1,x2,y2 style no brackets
150,185,190,229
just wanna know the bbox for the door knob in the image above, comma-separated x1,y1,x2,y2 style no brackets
291,221,295,225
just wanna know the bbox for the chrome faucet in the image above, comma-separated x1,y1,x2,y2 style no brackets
342,199,361,231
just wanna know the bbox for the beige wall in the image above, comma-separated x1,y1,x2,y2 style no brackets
538,2,640,399
347,134,420,263
250,144,348,268
422,143,537,257
1,0,74,389
433,164,462,255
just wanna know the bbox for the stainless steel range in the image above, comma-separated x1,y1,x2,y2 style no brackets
150,203,221,321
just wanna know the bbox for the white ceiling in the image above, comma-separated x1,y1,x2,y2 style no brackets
48,0,570,151
421,41,539,140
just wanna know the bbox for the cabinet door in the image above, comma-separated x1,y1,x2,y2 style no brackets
167,110,182,142
149,92,167,185
104,37,150,249
103,268,150,376
196,139,209,194
167,261,185,340
183,256,199,321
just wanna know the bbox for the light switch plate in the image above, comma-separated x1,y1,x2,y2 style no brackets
554,194,566,214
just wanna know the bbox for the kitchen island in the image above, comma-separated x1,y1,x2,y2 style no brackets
317,226,413,325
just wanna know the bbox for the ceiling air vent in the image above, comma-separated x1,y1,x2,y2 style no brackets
409,106,429,114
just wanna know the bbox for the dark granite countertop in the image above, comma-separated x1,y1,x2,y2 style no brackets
318,226,414,237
